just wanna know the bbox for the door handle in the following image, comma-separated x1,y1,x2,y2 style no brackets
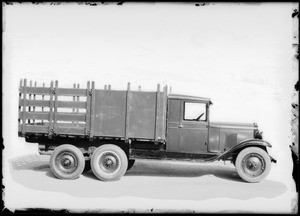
178,124,183,128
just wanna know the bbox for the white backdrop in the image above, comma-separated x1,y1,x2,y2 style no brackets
3,2,298,212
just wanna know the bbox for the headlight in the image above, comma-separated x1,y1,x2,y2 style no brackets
254,130,263,139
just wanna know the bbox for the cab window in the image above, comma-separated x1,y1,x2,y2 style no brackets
183,102,206,121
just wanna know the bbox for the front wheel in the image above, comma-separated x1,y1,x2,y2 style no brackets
235,147,271,183
91,144,128,181
50,144,85,180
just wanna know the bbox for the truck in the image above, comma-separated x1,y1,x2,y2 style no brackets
18,79,276,183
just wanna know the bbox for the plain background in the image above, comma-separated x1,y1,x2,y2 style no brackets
3,2,298,212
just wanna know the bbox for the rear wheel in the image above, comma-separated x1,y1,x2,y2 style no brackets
50,144,85,180
91,144,128,181
235,147,271,183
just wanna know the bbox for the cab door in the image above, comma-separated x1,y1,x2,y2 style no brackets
166,99,209,154
178,101,208,153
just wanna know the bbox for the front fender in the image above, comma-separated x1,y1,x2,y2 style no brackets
216,139,276,162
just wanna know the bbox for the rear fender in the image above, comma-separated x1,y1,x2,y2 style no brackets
217,139,276,163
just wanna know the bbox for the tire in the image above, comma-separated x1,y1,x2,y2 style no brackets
50,144,85,180
127,159,135,171
91,144,128,181
235,147,271,183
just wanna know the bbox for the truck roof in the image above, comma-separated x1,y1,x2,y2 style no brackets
168,94,212,104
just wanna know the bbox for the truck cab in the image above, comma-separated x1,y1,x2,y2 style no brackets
166,93,272,156
167,94,211,154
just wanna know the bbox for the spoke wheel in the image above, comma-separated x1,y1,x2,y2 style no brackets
50,144,85,180
91,144,128,181
235,147,271,183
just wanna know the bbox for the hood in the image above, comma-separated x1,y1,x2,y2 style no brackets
210,121,257,130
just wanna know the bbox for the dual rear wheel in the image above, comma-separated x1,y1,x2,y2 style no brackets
50,144,131,181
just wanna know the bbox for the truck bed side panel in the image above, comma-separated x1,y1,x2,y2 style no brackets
93,90,127,137
127,91,156,139
93,90,167,140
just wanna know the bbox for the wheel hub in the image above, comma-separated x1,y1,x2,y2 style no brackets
63,159,72,167
99,152,120,173
242,153,265,177
56,152,78,173
105,158,115,167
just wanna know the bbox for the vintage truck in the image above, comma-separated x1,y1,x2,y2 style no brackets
18,79,276,183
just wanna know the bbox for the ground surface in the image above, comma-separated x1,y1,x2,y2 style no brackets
3,144,297,213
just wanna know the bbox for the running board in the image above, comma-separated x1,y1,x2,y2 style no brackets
129,149,219,163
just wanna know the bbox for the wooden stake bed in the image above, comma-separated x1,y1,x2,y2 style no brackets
18,79,168,142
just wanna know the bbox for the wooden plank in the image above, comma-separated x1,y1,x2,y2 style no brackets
56,88,86,96
18,79,24,134
28,81,32,123
76,84,80,114
21,79,27,132
56,101,87,108
42,83,45,124
53,80,58,126
55,126,85,135
89,81,95,139
162,85,168,140
85,81,91,136
19,99,50,107
48,81,54,137
154,84,160,141
124,82,131,140
19,111,50,120
155,91,166,141
19,86,50,95
55,113,86,122
22,125,49,133
72,83,76,123
33,81,37,123
55,122,85,128
18,79,23,129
